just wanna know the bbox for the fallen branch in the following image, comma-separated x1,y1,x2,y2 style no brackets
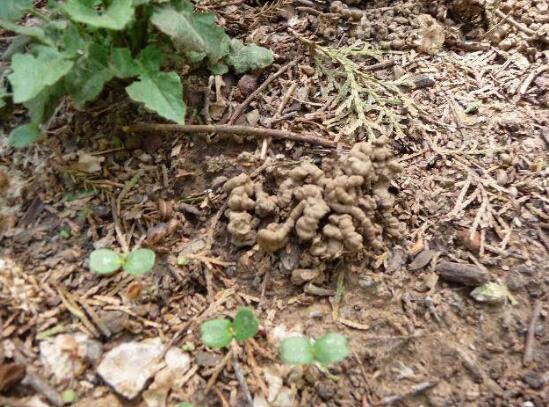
123,123,338,148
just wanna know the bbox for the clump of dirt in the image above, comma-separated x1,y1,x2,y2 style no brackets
224,138,402,271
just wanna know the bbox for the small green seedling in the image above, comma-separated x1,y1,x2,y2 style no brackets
280,332,349,367
200,307,259,349
89,248,155,277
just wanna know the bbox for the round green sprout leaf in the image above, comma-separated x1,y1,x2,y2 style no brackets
200,319,233,349
233,307,259,342
123,248,156,276
89,249,123,274
279,336,314,365
313,333,349,366
61,389,77,404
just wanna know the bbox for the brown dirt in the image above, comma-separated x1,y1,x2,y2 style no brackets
1,0,548,406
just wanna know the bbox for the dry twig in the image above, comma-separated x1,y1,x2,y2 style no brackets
124,124,337,148
523,300,543,366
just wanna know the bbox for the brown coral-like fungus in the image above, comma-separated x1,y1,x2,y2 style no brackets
224,139,402,260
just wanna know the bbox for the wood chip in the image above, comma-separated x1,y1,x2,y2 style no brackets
435,261,490,286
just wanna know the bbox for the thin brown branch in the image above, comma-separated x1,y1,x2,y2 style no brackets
123,123,338,148
228,60,297,125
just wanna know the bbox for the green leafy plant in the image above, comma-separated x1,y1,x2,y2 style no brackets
0,0,273,147
89,247,155,276
200,307,259,349
280,333,349,366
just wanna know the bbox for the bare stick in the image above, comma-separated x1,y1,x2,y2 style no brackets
495,10,549,44
519,64,549,97
124,123,337,148
228,60,297,125
374,381,437,406
233,355,253,407
205,350,233,391
523,300,543,366
262,81,299,159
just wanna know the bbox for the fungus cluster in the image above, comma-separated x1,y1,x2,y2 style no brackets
223,138,402,264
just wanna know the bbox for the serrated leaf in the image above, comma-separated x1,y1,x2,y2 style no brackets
65,43,114,106
90,248,123,274
0,20,52,45
110,47,140,78
313,333,349,365
126,71,186,124
8,47,73,103
279,336,314,365
150,1,230,62
232,307,258,342
8,123,42,148
24,82,65,124
64,0,135,30
123,248,156,276
226,39,273,74
200,319,233,349
0,0,33,22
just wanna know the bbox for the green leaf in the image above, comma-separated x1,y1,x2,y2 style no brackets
65,43,114,106
0,20,52,45
226,39,273,74
279,336,314,365
232,307,259,342
61,389,77,404
64,0,135,30
150,1,230,62
63,24,90,58
136,45,164,74
0,86,6,109
313,333,349,365
123,248,156,276
0,0,33,22
208,62,228,76
176,403,194,407
8,124,42,148
90,248,123,274
111,47,140,78
8,47,74,103
24,82,65,124
126,71,186,124
200,319,233,349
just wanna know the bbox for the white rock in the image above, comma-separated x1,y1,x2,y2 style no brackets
40,333,102,383
97,338,164,399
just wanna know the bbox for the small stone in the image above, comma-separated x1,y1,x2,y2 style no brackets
138,153,152,163
291,268,320,285
499,153,513,166
211,176,228,189
97,338,164,399
522,371,543,390
315,380,336,401
495,169,509,186
470,282,510,304
238,74,258,97
505,272,526,291
196,351,222,367
40,334,102,383
165,347,190,373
